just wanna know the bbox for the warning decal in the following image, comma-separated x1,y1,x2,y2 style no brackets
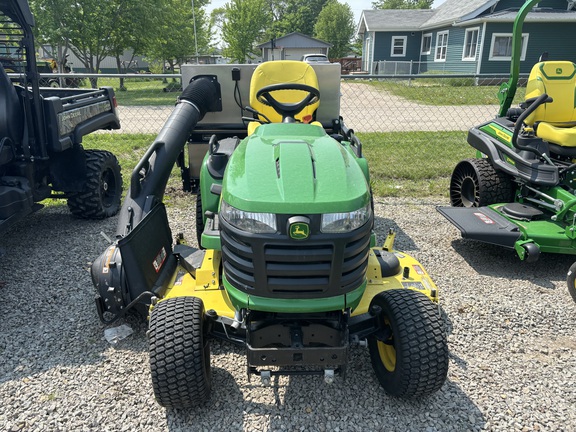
152,247,167,273
473,212,495,224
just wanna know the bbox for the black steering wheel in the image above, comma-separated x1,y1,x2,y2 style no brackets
256,83,320,120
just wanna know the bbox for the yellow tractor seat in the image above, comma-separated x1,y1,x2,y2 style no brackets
248,61,321,129
524,61,576,147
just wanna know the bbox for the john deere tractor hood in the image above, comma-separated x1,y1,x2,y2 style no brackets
222,123,369,214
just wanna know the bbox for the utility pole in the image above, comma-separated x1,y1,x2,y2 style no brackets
191,0,199,63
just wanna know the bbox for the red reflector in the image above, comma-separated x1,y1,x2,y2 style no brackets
112,96,118,108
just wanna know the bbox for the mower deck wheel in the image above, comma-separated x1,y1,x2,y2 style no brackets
450,158,514,207
567,262,576,303
368,289,448,399
149,296,212,408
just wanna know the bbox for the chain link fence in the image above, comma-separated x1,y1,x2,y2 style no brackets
39,72,526,135
42,72,528,194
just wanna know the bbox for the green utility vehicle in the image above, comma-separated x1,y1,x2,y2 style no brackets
91,60,448,408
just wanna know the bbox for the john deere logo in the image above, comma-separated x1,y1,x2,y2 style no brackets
290,223,309,240
556,67,563,75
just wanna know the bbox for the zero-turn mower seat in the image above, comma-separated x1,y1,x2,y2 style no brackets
248,60,321,135
524,61,576,147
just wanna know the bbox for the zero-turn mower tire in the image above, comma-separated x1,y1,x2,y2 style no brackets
450,158,514,207
566,262,576,303
149,296,211,408
368,289,448,399
67,150,122,219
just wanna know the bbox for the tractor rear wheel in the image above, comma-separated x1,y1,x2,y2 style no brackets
67,150,122,219
149,296,211,408
368,289,448,399
566,262,576,303
450,158,514,207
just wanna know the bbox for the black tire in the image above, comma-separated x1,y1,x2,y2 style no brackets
196,191,204,248
450,158,514,207
368,289,448,399
567,262,576,303
522,242,540,263
149,296,211,408
67,150,122,219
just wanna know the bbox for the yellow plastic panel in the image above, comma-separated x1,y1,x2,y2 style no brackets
249,60,320,123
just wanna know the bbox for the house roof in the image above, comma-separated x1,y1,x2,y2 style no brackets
459,8,576,25
422,0,498,28
256,32,332,49
357,9,435,34
357,0,576,34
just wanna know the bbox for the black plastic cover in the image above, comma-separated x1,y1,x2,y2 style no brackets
117,203,176,300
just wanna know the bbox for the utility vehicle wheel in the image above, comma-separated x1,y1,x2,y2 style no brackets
67,150,122,219
567,262,576,303
450,158,514,207
368,289,448,399
149,296,211,408
196,191,204,248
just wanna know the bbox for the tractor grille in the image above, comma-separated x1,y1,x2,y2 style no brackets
220,215,371,299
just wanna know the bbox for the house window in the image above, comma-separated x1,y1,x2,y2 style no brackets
489,33,529,61
462,27,479,61
435,31,449,62
421,33,432,55
391,36,407,57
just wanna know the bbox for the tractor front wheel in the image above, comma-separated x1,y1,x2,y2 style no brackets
368,289,448,399
149,296,212,408
450,158,513,207
67,150,122,219
566,262,576,303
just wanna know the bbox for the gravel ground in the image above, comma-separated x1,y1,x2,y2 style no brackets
1,197,576,432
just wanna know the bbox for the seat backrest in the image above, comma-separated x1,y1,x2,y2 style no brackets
525,61,576,126
249,60,320,123
0,62,23,144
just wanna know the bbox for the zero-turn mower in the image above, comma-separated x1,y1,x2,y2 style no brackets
91,60,448,408
438,0,576,302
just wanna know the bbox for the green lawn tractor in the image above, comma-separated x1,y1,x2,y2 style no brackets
438,0,576,302
91,60,448,408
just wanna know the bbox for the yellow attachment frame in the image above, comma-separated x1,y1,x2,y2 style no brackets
154,231,438,320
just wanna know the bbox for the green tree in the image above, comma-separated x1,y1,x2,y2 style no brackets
264,0,329,39
372,0,433,9
314,0,355,59
221,0,270,63
31,0,123,87
144,0,211,72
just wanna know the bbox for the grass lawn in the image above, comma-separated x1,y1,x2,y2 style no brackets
97,77,182,106
359,131,475,198
82,131,476,202
351,79,526,106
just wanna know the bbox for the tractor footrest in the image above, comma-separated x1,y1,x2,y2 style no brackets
437,206,521,248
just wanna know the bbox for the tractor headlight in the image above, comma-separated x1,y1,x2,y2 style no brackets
321,203,372,233
220,201,277,234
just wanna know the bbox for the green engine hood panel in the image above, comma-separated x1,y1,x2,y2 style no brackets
222,123,369,213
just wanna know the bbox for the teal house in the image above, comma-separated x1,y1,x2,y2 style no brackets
357,0,576,75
